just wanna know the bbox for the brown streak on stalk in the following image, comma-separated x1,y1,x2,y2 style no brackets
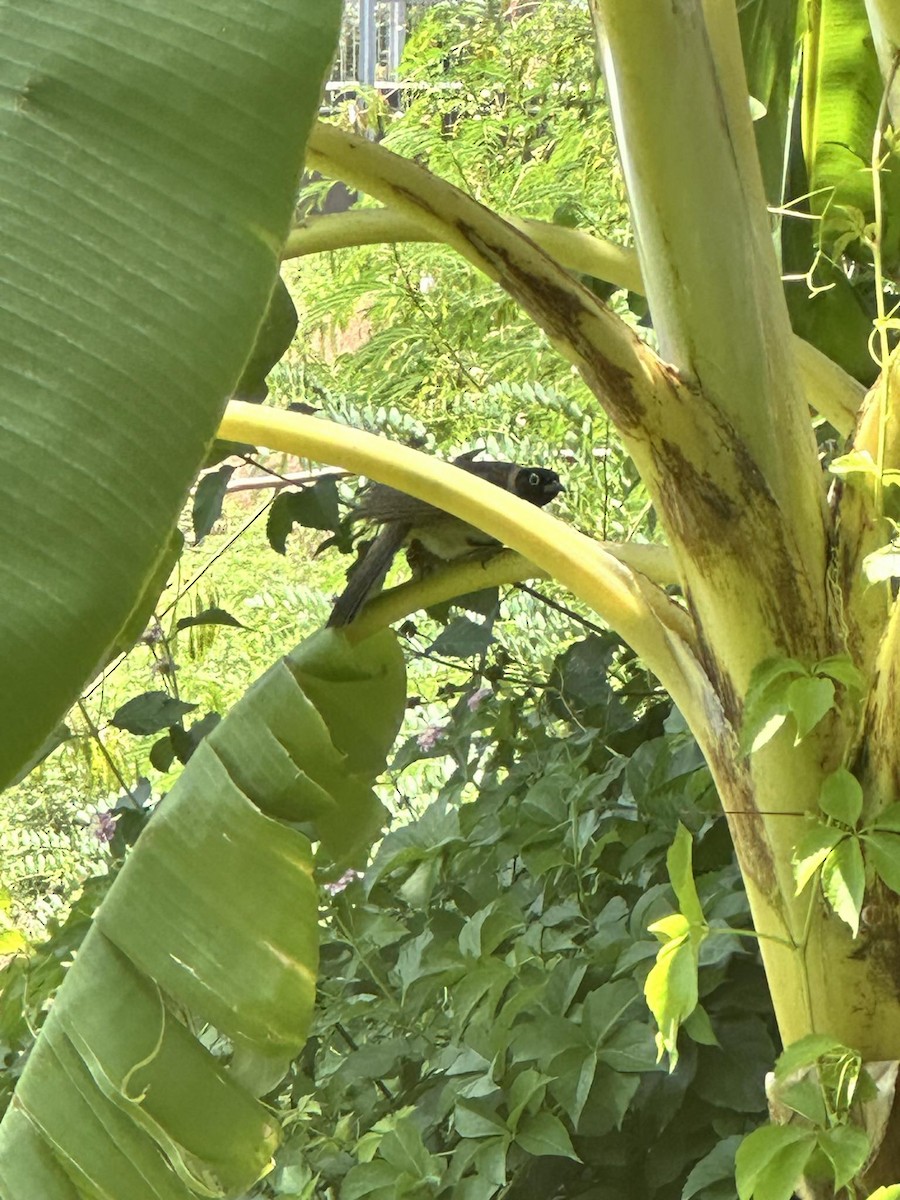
682,684,775,897
455,220,650,428
863,655,900,806
866,1085,900,1194
652,434,824,658
686,598,740,724
579,356,648,433
855,888,900,1000
657,437,739,523
705,731,779,896
687,627,781,903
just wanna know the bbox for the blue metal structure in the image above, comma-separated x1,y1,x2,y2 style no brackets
329,0,411,90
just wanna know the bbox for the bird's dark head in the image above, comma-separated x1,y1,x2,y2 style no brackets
513,467,565,507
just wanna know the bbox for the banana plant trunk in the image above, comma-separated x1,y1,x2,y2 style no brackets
590,3,900,1187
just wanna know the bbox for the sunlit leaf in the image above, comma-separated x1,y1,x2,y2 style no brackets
862,545,900,585
818,768,863,828
829,450,878,479
792,823,844,894
821,836,865,935
786,675,834,742
735,1124,816,1200
813,655,864,691
816,1125,869,1190
864,832,900,895
644,932,698,1070
666,822,705,926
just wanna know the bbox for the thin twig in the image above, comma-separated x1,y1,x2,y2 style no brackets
224,468,346,494
516,582,607,634
75,700,137,805
159,499,273,620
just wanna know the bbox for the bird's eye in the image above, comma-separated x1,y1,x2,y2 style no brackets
528,472,541,486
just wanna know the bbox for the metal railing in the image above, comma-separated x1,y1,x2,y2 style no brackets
329,0,417,88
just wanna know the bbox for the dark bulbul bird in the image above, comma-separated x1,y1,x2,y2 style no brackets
327,455,564,627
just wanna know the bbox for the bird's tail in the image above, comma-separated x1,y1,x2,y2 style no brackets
327,523,409,627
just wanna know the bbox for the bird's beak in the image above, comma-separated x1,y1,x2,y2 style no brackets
548,480,565,497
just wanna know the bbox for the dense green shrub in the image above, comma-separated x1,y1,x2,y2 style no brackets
257,632,770,1200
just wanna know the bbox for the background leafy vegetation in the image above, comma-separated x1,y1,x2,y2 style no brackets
295,0,632,422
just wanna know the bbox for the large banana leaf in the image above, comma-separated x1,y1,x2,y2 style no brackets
0,629,406,1198
782,122,880,386
802,0,900,269
738,0,800,206
0,0,341,788
734,0,891,386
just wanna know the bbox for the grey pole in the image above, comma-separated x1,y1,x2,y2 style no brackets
359,0,377,85
389,0,407,76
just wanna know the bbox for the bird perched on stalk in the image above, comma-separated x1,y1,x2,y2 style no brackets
327,453,564,627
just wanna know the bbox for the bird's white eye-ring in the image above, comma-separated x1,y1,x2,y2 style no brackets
528,472,541,486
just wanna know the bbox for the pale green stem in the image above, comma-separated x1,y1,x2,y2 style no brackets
285,207,862,435
345,544,681,642
592,0,827,589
